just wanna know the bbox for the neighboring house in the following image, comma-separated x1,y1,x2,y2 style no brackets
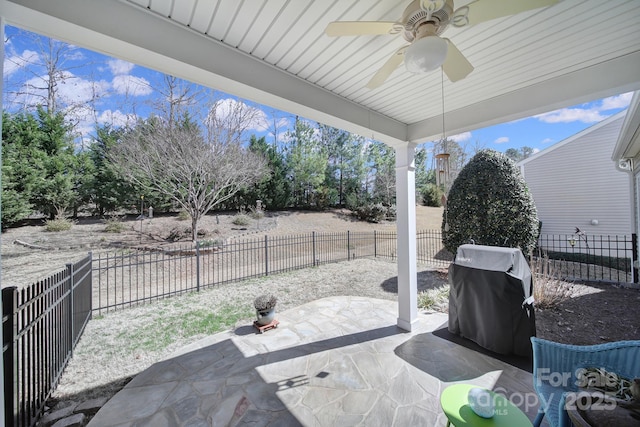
612,91,640,264
517,110,632,239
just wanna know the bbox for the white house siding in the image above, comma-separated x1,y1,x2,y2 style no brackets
518,112,632,246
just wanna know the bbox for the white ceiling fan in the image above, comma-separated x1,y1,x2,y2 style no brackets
325,0,559,89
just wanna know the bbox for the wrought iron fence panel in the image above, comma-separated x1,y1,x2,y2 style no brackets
536,233,637,284
2,253,92,427
4,229,637,427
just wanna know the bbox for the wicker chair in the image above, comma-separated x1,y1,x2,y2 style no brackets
531,337,640,427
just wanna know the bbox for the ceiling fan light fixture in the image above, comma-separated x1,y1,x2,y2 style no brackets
404,35,448,73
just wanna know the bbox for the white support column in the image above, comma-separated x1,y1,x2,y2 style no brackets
395,143,418,331
1,15,6,427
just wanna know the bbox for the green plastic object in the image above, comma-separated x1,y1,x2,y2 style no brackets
440,383,533,427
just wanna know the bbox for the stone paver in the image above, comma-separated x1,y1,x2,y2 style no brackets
88,296,539,426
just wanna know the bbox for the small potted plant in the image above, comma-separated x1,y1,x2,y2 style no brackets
254,294,277,326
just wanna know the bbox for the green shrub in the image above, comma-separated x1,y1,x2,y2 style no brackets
385,204,396,221
103,217,126,233
232,214,251,226
443,149,538,254
177,211,190,221
351,202,396,223
421,183,443,207
167,227,188,242
353,203,386,223
345,193,367,211
198,239,222,248
44,218,74,232
417,285,450,311
249,206,265,220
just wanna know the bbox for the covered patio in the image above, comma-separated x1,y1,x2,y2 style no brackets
2,0,639,332
1,0,640,425
87,296,537,426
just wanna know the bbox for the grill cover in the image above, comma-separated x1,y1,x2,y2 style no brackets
448,244,536,356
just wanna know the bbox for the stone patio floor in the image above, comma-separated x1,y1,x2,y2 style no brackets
88,296,541,426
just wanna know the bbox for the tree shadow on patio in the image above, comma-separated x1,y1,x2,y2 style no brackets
394,323,539,421
380,269,448,294
89,323,407,426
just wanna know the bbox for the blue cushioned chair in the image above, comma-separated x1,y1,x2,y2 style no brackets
531,337,640,427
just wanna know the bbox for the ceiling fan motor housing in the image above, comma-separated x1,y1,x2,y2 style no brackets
402,0,454,42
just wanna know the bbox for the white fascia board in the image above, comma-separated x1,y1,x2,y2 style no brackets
612,91,640,161
407,52,640,144
3,0,408,147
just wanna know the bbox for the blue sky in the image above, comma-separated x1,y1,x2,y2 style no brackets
3,25,632,156
449,94,632,154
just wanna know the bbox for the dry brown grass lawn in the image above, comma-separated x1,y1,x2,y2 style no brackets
51,258,448,406
1,206,444,288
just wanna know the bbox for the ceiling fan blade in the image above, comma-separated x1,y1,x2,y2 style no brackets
325,21,398,37
442,39,473,82
455,0,559,27
366,47,407,89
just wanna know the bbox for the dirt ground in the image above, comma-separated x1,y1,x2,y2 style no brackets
2,206,639,346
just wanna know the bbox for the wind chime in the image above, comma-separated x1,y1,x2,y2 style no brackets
435,152,450,190
435,68,450,192
435,69,451,231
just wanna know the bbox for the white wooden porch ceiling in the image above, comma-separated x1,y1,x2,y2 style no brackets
3,0,640,147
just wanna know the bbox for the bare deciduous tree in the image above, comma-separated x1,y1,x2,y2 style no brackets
151,75,203,126
111,115,267,241
5,33,88,114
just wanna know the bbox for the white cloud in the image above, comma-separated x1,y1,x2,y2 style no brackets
210,98,271,132
599,92,632,111
276,117,291,128
449,131,472,142
252,111,270,132
494,136,509,144
535,108,607,124
65,49,85,62
264,117,293,143
541,138,554,144
97,109,137,127
532,148,540,154
9,71,110,109
112,75,152,96
108,59,135,76
56,72,111,105
535,92,632,125
3,49,39,77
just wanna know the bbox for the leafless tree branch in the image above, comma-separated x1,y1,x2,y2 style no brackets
111,117,267,241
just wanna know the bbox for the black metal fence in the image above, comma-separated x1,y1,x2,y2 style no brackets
537,233,638,284
2,254,92,427
2,230,637,426
92,230,453,314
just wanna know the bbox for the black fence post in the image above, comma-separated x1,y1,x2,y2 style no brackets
89,252,93,317
66,263,75,358
3,286,18,427
347,231,351,261
195,242,201,292
264,235,269,276
312,232,317,266
633,233,638,283
374,230,377,258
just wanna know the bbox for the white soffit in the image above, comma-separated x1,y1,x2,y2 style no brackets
3,0,640,146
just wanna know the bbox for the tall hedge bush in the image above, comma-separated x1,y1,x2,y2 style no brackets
442,149,538,254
